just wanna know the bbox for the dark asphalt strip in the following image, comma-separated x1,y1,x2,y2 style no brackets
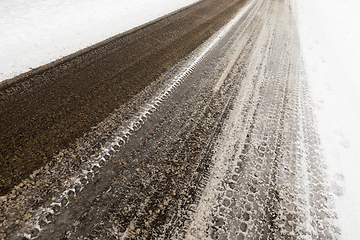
0,0,248,195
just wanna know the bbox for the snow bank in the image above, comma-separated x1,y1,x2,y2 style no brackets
0,0,198,82
296,0,360,238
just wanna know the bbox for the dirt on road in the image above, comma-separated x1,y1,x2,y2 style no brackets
0,0,248,196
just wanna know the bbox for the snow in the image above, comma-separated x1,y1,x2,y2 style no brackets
296,0,360,238
0,0,198,82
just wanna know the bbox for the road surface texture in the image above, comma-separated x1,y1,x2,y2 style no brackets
0,0,340,239
0,0,248,196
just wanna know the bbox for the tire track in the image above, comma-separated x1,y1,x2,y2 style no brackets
184,0,340,239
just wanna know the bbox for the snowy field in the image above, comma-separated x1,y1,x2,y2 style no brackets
0,0,197,82
296,0,360,238
1,0,360,238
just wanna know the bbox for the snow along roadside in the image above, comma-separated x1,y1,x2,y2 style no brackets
0,0,198,82
296,0,360,238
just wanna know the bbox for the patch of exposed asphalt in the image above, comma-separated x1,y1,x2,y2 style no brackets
0,0,248,195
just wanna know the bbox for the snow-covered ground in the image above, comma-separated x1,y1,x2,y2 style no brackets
0,0,198,82
296,0,360,238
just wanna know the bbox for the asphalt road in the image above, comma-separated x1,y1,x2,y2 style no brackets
0,0,340,239
0,0,248,196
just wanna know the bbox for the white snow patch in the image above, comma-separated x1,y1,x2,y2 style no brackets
0,0,198,82
296,0,360,238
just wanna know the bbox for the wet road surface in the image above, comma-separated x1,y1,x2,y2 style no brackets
0,0,340,239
